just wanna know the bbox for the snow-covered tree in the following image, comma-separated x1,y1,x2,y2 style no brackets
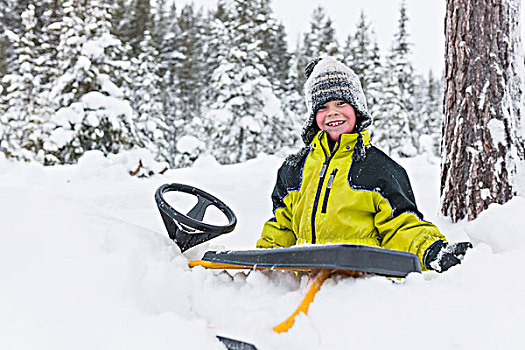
0,4,45,161
303,6,339,60
109,0,128,37
252,0,290,96
0,33,9,110
129,30,169,163
166,3,212,167
295,6,340,93
202,0,232,98
372,63,414,157
176,4,206,121
0,35,8,78
204,0,296,164
290,38,308,98
282,49,307,120
412,70,442,157
343,11,376,95
150,0,168,49
110,0,171,164
43,0,138,164
373,1,417,157
114,0,150,58
366,41,385,140
35,0,64,122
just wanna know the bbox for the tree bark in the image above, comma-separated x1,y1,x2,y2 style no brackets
441,0,525,222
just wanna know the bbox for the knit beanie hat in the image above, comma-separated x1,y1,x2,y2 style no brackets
302,57,372,145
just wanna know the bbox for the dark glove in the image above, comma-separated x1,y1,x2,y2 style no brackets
423,240,472,272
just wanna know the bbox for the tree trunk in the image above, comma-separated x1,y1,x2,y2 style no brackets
441,0,525,222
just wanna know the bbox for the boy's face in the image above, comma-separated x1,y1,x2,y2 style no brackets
315,100,356,141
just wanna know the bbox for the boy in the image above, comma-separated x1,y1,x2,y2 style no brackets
256,57,471,272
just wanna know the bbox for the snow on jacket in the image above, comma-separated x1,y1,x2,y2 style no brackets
256,129,446,269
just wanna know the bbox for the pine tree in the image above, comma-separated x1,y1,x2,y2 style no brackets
268,22,291,94
129,30,169,164
297,6,340,92
44,0,138,164
373,61,412,157
36,0,64,119
393,1,417,152
375,1,417,157
157,1,180,116
112,0,172,165
0,5,11,139
150,0,169,52
283,49,307,121
303,6,338,59
203,0,232,96
341,32,353,67
253,0,290,95
3,0,29,36
154,1,184,165
0,4,44,161
170,4,213,167
0,0,23,76
109,0,129,38
205,0,268,163
413,70,442,157
291,38,308,97
204,0,295,164
176,4,205,120
0,35,8,78
344,11,375,94
0,35,8,102
366,40,385,141
115,0,150,58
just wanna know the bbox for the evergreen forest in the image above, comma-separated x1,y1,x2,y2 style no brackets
0,0,443,167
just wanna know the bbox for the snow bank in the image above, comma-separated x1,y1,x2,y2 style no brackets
176,135,203,154
464,196,525,252
108,148,169,177
0,154,523,350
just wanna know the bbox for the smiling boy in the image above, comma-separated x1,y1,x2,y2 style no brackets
256,57,471,272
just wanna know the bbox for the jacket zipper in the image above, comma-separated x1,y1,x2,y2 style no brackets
321,168,338,214
310,135,340,244
311,162,328,244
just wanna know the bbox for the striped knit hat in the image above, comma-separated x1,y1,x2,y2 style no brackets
302,57,372,145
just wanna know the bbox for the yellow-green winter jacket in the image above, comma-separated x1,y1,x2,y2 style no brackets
256,130,445,269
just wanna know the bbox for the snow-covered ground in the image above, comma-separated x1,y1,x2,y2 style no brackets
1,150,524,350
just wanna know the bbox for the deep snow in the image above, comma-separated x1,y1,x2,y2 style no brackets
1,150,524,350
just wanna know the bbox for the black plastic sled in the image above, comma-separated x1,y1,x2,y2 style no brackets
201,244,421,277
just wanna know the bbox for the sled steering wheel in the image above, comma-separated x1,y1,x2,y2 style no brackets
155,183,237,252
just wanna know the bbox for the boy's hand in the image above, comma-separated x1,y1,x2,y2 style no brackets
423,240,472,272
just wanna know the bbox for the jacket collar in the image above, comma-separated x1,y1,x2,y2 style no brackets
313,130,370,157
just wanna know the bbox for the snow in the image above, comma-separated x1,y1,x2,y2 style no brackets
206,108,232,124
99,74,124,98
80,91,132,117
464,197,525,253
81,34,120,61
487,118,506,146
480,188,491,200
176,135,203,154
79,91,134,128
3,29,20,43
76,55,91,70
240,116,261,133
54,103,85,127
1,152,524,350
